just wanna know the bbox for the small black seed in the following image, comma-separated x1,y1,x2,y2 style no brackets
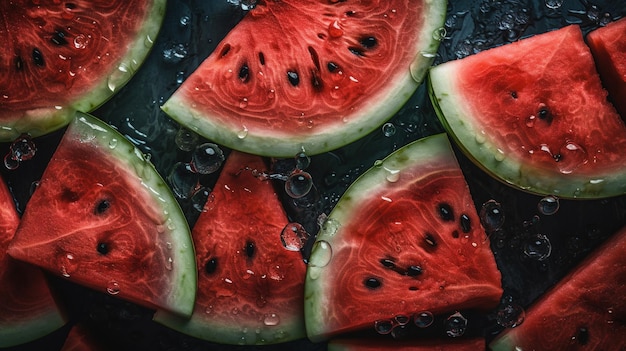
32,48,44,66
65,2,77,9
406,265,423,276
380,258,396,268
511,91,518,99
308,46,321,71
51,30,68,45
408,286,419,291
287,70,300,86
438,203,454,222
239,63,250,82
205,257,218,274
537,105,553,124
460,214,472,233
258,52,265,65
452,230,460,238
345,10,355,16
62,188,80,202
14,56,24,71
327,61,339,72
219,44,231,58
364,277,381,289
424,233,437,247
553,154,562,162
245,240,255,258
576,327,589,345
95,199,110,215
311,70,323,91
360,36,377,49
97,242,109,255
348,46,365,57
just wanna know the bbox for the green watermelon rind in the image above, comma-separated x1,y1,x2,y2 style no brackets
0,305,66,348
68,112,197,318
304,133,460,342
0,0,166,142
427,50,626,199
161,0,448,158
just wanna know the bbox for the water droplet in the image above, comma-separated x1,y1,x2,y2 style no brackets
480,200,505,232
59,252,77,278
374,320,393,334
108,138,118,149
4,153,19,170
73,34,89,49
556,141,587,174
165,257,173,270
191,187,212,212
175,127,199,151
179,15,190,27
280,222,309,251
382,122,396,137
394,315,410,325
544,0,563,9
444,311,468,337
285,171,313,199
294,151,310,170
496,303,525,328
538,195,559,215
237,126,248,139
308,240,332,267
320,217,340,237
240,0,257,10
328,20,343,38
9,134,37,162
167,162,199,199
432,27,447,41
263,313,280,326
414,311,434,328
190,143,225,174
106,280,120,295
162,43,188,64
239,97,249,109
523,233,552,261
384,166,400,183
525,115,536,127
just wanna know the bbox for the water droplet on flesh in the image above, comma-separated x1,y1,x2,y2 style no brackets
280,222,309,251
523,233,552,261
556,141,587,174
480,200,505,232
106,280,121,295
496,303,525,328
308,240,332,267
414,311,434,328
263,313,280,326
328,20,343,38
59,252,77,278
538,195,559,215
190,143,225,174
285,171,313,199
445,312,468,337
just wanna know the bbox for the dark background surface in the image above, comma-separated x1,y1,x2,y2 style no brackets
1,0,626,350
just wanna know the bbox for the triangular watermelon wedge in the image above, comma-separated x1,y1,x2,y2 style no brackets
489,224,626,350
155,151,307,345
1,175,66,348
304,133,503,341
7,112,197,318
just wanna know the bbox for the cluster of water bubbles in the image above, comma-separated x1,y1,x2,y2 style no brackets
3,134,37,170
373,310,469,339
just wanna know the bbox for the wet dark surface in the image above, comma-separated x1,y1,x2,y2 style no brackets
1,0,626,350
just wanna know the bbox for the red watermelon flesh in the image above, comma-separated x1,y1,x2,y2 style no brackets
587,17,626,119
429,25,626,198
161,0,448,157
328,337,485,351
489,224,626,350
154,151,307,345
60,324,108,351
7,112,197,318
0,175,66,348
0,0,165,141
304,134,503,341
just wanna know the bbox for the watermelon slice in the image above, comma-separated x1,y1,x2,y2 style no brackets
6,112,197,318
304,133,503,341
587,17,626,119
0,175,66,347
489,224,626,350
155,151,307,345
429,25,626,199
60,324,108,351
162,0,447,157
0,0,166,141
328,337,486,351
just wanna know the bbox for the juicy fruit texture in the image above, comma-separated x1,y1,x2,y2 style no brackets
7,112,197,318
155,151,307,345
60,324,108,351
587,17,626,118
489,225,626,350
0,175,66,347
429,25,626,199
0,0,166,141
162,0,447,157
328,337,486,351
304,133,503,341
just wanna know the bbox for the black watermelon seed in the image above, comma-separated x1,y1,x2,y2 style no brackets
537,105,553,124
406,265,423,276
205,257,218,275
308,46,321,71
95,199,110,215
245,240,255,258
510,91,518,99
51,30,68,46
65,2,77,9
239,63,250,82
97,242,109,255
452,230,460,238
438,203,454,222
32,48,44,67
460,214,472,233
258,52,265,65
287,70,300,86
379,258,396,268
577,327,589,345
348,46,365,57
311,70,323,91
360,36,377,49
327,61,339,72
424,233,437,247
219,44,231,58
364,277,381,289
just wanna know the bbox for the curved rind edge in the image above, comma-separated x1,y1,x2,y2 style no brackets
0,0,167,142
303,133,455,342
0,307,67,348
70,112,197,318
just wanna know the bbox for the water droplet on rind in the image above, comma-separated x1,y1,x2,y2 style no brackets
263,313,280,326
308,240,332,267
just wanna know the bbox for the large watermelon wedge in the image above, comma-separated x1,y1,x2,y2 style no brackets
155,150,307,345
587,17,626,119
0,175,66,347
489,224,626,350
7,112,197,318
0,0,166,141
162,0,447,157
304,133,503,341
429,25,626,199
